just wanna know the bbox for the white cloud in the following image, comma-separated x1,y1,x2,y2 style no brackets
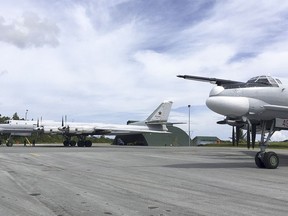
0,12,59,48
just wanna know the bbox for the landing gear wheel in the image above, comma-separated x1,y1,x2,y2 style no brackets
77,141,85,147
70,140,76,147
63,140,70,147
255,152,265,168
263,151,279,169
6,142,13,147
84,140,92,147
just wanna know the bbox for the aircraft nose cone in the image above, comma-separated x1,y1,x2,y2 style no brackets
206,96,249,117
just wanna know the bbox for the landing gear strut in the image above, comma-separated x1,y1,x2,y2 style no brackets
254,120,279,169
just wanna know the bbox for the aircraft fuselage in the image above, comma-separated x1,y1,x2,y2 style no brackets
207,85,288,121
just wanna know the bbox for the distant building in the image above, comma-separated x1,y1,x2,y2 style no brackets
192,136,221,146
113,124,191,146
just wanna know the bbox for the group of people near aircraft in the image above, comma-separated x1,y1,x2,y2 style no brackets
1,74,288,169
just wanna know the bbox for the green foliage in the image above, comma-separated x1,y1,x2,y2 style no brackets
10,134,113,144
0,115,10,123
12,112,20,120
206,141,288,149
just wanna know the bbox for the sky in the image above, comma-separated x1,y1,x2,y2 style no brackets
1,0,288,141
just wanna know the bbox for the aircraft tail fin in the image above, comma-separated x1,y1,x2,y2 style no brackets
127,101,173,132
145,101,173,124
127,101,173,130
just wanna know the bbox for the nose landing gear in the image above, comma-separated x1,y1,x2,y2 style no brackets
255,151,279,169
254,120,279,169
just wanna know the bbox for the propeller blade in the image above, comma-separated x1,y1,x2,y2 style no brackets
236,126,240,146
246,124,250,149
232,126,235,146
37,118,39,128
65,115,67,127
62,116,64,127
252,124,257,149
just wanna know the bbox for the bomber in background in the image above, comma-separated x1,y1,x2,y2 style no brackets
1,101,174,147
178,74,288,169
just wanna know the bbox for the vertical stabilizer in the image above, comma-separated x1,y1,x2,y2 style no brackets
145,101,173,124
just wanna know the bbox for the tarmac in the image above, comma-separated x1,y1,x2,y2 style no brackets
0,144,288,216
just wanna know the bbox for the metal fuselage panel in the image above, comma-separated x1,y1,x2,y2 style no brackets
0,124,34,135
208,85,288,120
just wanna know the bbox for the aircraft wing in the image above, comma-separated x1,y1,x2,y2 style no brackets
62,124,169,135
177,75,244,86
263,105,288,112
92,126,169,135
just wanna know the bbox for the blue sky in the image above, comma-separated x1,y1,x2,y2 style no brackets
1,0,288,140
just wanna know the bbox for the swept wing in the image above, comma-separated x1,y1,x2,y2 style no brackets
177,75,244,86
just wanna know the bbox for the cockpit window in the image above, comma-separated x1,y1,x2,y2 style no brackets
246,75,279,87
268,76,278,86
276,79,282,84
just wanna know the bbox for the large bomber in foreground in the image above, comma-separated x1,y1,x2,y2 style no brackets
178,74,288,169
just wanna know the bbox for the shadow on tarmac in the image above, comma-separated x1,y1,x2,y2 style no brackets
164,162,255,169
164,150,288,169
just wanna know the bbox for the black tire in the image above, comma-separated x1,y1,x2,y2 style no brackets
6,142,13,147
263,151,279,169
77,141,85,147
84,140,92,147
70,140,76,147
255,152,266,168
63,140,70,147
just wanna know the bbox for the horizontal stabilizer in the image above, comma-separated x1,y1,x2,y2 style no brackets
166,121,186,125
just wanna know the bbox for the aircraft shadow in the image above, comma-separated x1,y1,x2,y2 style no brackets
164,151,288,169
164,162,254,169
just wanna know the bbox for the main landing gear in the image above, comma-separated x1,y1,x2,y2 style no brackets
254,120,279,169
5,135,14,147
63,136,92,147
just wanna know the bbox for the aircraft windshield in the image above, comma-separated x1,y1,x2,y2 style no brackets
247,75,280,87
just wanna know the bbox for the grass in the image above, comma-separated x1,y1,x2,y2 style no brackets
205,141,288,149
